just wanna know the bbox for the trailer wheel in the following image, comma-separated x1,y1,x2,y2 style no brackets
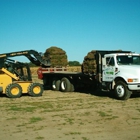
60,77,71,92
71,84,75,92
6,83,22,98
114,81,132,100
28,83,43,97
52,79,61,91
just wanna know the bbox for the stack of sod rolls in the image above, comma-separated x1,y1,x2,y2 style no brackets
82,50,97,74
44,46,68,67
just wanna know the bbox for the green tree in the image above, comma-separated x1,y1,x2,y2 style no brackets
68,61,81,66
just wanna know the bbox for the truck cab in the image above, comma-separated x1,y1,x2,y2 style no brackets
102,53,140,100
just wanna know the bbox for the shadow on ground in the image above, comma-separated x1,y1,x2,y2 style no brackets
75,87,140,100
0,93,31,98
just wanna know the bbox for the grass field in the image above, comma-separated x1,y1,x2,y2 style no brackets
0,90,140,140
0,66,140,140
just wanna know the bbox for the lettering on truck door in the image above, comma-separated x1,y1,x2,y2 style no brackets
102,57,115,82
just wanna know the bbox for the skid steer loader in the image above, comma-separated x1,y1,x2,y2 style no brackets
0,50,50,98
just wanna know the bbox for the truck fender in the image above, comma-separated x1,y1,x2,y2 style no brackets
111,80,115,89
112,77,128,89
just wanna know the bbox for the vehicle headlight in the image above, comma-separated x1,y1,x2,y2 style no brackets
127,78,139,82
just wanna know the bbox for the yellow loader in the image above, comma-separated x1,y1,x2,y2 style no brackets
0,50,50,98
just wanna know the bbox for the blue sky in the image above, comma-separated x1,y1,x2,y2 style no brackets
0,0,140,63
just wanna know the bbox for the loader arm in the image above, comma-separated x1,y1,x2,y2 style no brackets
0,50,51,67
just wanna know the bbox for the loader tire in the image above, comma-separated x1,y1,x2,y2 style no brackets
52,79,61,91
6,83,22,98
60,77,71,92
28,83,43,97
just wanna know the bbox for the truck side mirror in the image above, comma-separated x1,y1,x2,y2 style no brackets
102,57,106,66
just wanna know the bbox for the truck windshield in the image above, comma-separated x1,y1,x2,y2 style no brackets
117,55,140,65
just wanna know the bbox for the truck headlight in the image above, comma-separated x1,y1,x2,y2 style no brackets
127,78,139,82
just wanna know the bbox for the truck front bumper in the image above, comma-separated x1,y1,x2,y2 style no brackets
128,83,140,91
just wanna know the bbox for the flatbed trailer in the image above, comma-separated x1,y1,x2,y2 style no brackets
37,67,97,92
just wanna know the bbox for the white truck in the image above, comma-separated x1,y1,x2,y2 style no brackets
102,52,140,100
37,50,140,100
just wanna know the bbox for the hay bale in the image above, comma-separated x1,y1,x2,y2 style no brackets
44,46,66,55
84,51,96,60
44,46,68,67
82,50,97,74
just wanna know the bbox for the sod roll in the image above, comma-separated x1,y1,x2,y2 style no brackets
44,46,68,67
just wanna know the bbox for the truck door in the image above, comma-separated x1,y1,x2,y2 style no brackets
102,56,115,82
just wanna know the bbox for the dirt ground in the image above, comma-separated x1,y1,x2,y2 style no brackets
0,83,140,140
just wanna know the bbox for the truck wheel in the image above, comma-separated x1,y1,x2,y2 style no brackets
52,79,60,91
60,77,71,92
114,81,132,100
6,83,22,98
71,84,75,92
28,83,43,97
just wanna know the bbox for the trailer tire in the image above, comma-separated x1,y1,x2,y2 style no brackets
6,83,22,98
28,83,43,97
114,81,132,100
52,79,61,91
71,84,75,92
60,77,71,92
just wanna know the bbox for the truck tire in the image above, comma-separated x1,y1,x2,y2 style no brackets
28,83,43,97
5,83,22,98
114,81,132,100
60,77,71,92
71,84,75,92
52,79,61,91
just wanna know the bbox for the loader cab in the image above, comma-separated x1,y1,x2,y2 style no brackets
4,59,32,81
0,58,5,68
